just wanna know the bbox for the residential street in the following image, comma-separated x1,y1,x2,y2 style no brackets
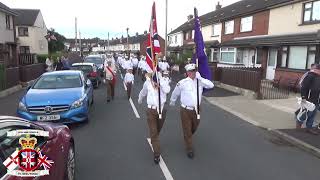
1,73,320,180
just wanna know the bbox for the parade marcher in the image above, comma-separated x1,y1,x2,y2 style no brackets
124,67,134,99
105,60,117,102
138,70,171,164
159,57,170,72
45,57,54,72
55,57,64,71
162,70,171,84
170,63,214,158
296,64,320,135
132,55,139,75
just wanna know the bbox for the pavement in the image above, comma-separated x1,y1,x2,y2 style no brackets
205,88,320,155
1,72,320,179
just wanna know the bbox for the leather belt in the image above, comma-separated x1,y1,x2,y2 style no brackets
181,104,195,110
148,105,157,110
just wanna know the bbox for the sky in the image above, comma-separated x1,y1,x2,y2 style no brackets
2,0,240,39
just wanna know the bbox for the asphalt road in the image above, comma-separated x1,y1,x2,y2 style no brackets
1,72,320,180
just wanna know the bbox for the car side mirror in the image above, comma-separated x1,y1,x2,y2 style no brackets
27,85,31,90
86,79,91,87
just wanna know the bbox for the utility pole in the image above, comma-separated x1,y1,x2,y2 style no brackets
108,32,110,53
126,27,129,56
79,31,82,57
75,17,78,52
165,0,168,57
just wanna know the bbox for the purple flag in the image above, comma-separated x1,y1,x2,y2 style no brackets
192,8,212,81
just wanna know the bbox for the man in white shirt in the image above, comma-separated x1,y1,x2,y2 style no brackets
159,57,170,72
132,55,139,75
170,63,214,159
124,67,134,99
138,70,171,164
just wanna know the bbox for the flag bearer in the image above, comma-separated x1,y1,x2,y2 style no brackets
138,70,171,164
169,63,214,159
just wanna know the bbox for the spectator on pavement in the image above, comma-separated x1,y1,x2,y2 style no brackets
45,57,54,72
55,57,64,71
296,63,320,135
61,56,71,70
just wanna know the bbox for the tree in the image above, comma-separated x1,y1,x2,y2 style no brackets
47,28,66,53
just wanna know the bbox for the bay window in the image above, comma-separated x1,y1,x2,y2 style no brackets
220,47,236,63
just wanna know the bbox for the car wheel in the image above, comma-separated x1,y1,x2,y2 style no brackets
65,143,75,180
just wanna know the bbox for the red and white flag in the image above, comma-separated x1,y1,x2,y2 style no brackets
3,150,19,172
146,2,161,73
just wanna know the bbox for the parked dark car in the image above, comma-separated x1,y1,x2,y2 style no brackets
84,55,104,78
71,63,100,88
0,116,75,180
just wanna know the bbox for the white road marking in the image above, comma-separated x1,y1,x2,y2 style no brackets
129,98,140,118
147,138,174,180
119,71,140,119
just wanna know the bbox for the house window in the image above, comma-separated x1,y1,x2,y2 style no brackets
280,47,288,67
18,27,29,36
220,47,236,63
288,46,308,69
224,20,234,34
211,48,220,62
236,49,244,64
5,15,10,29
303,0,320,23
280,46,317,70
175,36,177,43
212,24,220,36
20,46,30,54
240,16,253,32
192,30,194,39
307,46,316,69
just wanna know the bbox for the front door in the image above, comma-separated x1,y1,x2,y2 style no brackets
266,48,277,80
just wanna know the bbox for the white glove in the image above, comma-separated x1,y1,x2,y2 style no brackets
138,98,142,104
196,72,201,79
169,101,175,106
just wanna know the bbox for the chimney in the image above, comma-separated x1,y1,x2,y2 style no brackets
187,15,193,22
144,30,147,35
216,1,222,10
136,32,139,36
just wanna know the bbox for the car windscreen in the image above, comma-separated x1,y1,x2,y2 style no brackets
33,74,82,89
71,65,93,74
84,57,103,65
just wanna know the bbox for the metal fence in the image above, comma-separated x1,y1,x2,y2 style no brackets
219,67,262,93
259,80,290,99
0,63,5,91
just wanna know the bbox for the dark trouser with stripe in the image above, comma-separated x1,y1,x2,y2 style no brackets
180,107,200,152
126,82,132,99
106,80,114,100
147,108,167,156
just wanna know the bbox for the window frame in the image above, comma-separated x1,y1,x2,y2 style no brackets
278,45,319,70
18,27,29,37
240,16,253,32
224,20,234,35
220,47,237,64
19,46,30,54
302,0,320,24
212,24,220,36
5,15,11,29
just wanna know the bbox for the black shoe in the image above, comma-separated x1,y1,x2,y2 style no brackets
187,151,194,159
107,99,111,102
154,156,160,164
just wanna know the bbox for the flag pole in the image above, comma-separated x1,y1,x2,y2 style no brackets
194,8,200,120
196,58,200,120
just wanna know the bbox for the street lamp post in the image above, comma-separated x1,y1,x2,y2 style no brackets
126,27,129,56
